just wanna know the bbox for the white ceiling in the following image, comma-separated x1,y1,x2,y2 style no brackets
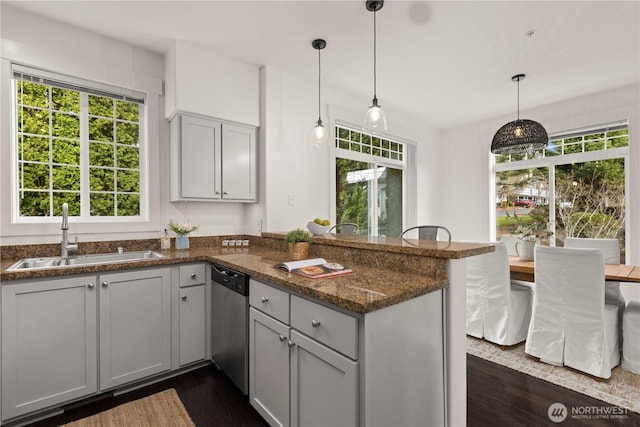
6,0,640,130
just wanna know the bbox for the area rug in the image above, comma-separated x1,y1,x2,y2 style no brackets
467,336,640,414
61,388,195,427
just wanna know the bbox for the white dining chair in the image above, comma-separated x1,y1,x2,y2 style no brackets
525,246,619,379
499,234,519,256
564,237,625,313
465,241,532,346
621,301,640,374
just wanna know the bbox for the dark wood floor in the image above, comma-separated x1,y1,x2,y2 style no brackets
23,357,639,427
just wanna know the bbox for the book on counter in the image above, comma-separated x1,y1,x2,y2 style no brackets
273,258,353,279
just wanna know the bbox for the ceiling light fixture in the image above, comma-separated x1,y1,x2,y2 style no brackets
310,38,328,147
364,0,387,133
491,74,548,155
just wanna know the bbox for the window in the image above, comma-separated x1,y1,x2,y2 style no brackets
494,121,628,261
335,125,405,237
12,66,146,221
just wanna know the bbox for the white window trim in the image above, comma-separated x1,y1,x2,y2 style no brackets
10,65,149,224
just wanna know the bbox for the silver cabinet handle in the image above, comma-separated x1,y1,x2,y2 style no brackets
261,297,269,303
87,282,95,289
191,273,196,279
311,319,321,328
223,191,229,195
287,340,296,348
101,281,109,288
279,335,287,342
181,294,187,301
215,191,221,195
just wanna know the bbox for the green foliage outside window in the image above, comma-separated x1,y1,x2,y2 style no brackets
15,78,142,218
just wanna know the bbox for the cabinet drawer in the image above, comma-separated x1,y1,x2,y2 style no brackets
179,263,206,286
291,295,358,360
250,279,289,324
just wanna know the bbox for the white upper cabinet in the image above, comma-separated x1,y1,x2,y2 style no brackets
170,114,257,202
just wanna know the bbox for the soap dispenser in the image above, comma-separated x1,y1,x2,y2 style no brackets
161,228,171,250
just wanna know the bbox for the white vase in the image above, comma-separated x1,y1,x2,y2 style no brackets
175,234,190,250
515,239,536,261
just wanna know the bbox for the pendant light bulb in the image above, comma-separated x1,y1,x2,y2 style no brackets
310,38,327,147
364,0,387,133
310,119,328,148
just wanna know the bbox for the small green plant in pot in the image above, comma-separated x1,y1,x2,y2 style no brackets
286,228,311,260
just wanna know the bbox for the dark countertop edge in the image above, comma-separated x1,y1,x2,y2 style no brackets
0,247,449,315
264,232,494,259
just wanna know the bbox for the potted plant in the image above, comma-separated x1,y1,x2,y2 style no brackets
168,220,199,250
285,228,312,260
506,211,553,261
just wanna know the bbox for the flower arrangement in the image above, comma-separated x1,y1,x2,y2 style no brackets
168,220,199,236
506,211,553,242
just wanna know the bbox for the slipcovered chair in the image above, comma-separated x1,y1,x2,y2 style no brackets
564,237,626,314
328,223,359,235
465,241,532,346
621,301,640,374
400,225,451,242
525,246,619,379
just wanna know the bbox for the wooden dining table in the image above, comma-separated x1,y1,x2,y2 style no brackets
509,256,640,283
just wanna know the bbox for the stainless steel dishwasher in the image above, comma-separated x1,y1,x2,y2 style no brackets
211,263,249,395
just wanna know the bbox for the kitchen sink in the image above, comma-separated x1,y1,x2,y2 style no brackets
7,250,165,271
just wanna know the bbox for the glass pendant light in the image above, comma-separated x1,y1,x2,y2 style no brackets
491,74,548,155
310,38,328,147
364,0,387,133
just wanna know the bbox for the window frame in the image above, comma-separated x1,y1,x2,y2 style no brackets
332,123,408,237
10,65,148,224
492,122,630,261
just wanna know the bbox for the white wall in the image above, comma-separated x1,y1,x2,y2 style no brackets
436,83,640,301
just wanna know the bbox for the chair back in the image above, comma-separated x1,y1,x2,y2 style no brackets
564,237,620,264
526,246,614,377
400,225,451,242
465,241,532,345
329,223,359,235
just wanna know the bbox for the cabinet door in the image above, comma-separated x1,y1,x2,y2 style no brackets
99,268,171,389
221,122,256,201
290,330,358,427
1,276,98,421
179,115,222,200
179,285,206,366
249,308,290,427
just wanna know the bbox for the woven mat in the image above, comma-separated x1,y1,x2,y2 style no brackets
61,388,195,427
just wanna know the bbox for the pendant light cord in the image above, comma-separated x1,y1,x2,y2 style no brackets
373,9,378,101
317,46,322,122
516,77,520,120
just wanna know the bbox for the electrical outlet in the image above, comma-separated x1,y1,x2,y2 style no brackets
288,193,295,206
257,219,263,232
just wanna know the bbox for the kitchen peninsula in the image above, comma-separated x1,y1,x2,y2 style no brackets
0,233,492,426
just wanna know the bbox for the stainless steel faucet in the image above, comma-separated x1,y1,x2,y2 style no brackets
61,203,78,258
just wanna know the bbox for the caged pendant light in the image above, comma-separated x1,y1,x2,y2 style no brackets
309,38,328,147
364,0,387,133
491,74,548,156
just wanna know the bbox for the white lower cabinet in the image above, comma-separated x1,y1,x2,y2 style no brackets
290,330,357,427
249,280,359,427
179,284,206,366
1,276,98,420
99,268,172,389
249,307,291,427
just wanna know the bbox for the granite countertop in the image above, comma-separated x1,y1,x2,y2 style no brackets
0,245,448,314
